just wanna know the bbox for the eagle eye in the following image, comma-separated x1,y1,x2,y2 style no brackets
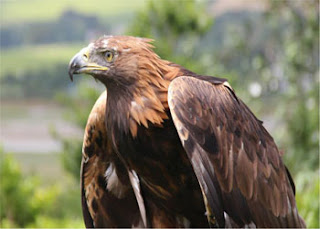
104,51,114,62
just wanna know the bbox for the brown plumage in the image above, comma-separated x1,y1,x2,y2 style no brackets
68,35,305,228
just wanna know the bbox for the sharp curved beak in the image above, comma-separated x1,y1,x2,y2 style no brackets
68,47,109,82
68,47,89,82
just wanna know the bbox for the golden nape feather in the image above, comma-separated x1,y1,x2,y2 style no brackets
68,35,306,228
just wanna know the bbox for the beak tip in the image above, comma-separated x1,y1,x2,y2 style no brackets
68,67,74,82
69,72,74,82
68,50,85,82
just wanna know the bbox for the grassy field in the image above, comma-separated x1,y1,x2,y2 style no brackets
0,43,86,77
1,0,146,25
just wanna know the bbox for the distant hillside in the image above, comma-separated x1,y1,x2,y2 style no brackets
1,0,146,25
1,0,148,48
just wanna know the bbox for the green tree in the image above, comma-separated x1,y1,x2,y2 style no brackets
0,150,39,227
128,0,213,74
270,1,319,172
0,149,83,228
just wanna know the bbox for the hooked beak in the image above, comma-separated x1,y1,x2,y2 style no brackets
68,47,109,82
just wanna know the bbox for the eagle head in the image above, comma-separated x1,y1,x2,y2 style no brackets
68,35,156,85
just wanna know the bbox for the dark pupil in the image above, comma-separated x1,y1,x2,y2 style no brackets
107,52,111,58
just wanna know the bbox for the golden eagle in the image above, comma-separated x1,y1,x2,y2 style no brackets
68,36,305,228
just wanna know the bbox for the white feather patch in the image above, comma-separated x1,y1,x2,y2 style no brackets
102,39,109,48
223,81,233,90
128,170,148,227
104,163,128,199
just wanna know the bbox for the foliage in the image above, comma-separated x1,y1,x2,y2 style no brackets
128,0,213,74
271,1,319,173
57,137,83,182
295,170,320,228
0,149,84,228
0,150,39,227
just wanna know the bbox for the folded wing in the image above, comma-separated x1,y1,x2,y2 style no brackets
168,76,305,228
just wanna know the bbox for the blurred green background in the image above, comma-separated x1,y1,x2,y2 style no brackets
0,0,318,228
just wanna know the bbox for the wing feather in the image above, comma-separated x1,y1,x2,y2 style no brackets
168,76,305,228
81,91,144,227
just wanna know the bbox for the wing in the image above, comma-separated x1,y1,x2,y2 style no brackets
81,91,145,227
168,76,306,228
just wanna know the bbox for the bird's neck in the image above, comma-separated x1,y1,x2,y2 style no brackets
104,61,183,139
104,80,134,135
